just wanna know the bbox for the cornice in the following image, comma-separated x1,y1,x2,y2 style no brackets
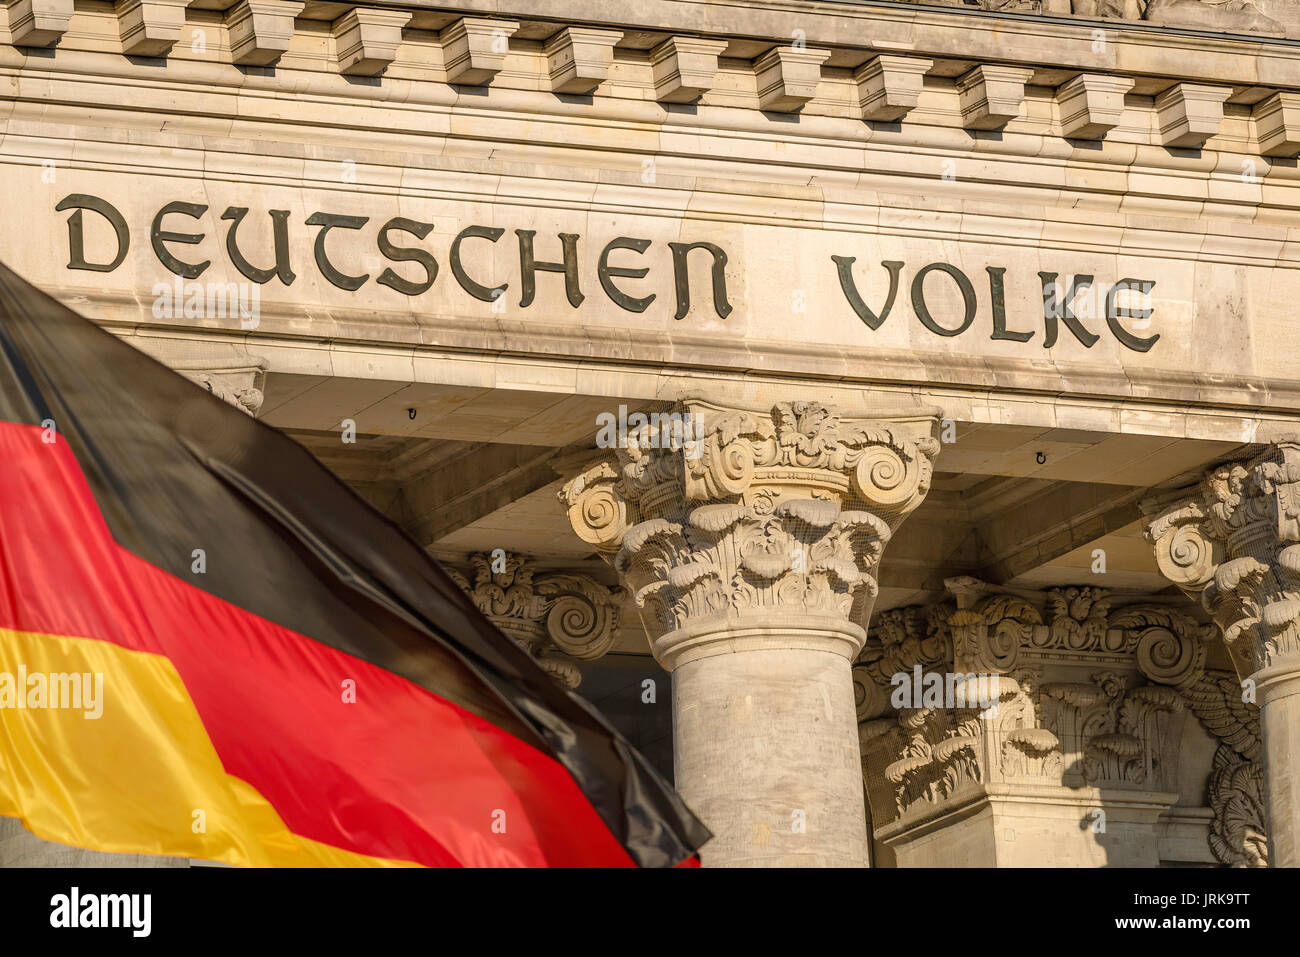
94,300,1300,429
7,1,1300,159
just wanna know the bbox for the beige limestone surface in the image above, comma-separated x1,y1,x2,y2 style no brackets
3,0,1300,869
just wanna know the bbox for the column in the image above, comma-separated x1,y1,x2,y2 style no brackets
559,399,940,866
1144,440,1300,866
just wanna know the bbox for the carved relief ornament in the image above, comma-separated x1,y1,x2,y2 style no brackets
1143,441,1300,679
854,582,1266,864
558,400,941,658
447,552,625,688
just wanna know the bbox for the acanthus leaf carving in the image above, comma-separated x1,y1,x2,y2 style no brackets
856,583,1267,862
449,552,624,688
1144,442,1300,678
1208,745,1269,868
559,400,941,653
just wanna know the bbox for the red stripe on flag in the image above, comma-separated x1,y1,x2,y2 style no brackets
0,421,635,866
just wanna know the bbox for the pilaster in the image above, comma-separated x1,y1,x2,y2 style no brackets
856,581,1266,867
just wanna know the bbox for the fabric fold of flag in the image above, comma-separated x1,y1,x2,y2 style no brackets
0,260,710,867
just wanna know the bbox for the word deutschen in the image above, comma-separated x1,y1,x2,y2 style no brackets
55,194,732,320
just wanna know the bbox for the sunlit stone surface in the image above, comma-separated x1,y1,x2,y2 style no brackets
2,0,1299,867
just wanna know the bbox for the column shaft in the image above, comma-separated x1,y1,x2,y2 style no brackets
1258,662,1300,866
674,642,866,866
1143,441,1300,867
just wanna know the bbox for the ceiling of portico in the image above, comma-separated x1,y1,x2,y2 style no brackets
278,387,1256,661
264,372,1252,482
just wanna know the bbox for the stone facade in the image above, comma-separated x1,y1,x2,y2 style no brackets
1,0,1299,866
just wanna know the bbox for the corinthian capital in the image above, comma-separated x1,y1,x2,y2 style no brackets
558,399,941,665
447,552,625,688
1143,441,1300,678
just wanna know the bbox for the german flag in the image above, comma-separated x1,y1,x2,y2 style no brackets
0,262,709,867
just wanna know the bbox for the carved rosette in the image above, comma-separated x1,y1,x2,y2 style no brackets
559,400,939,663
447,552,626,688
1143,441,1300,680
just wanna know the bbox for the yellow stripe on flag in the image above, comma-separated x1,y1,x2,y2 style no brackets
0,626,418,867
